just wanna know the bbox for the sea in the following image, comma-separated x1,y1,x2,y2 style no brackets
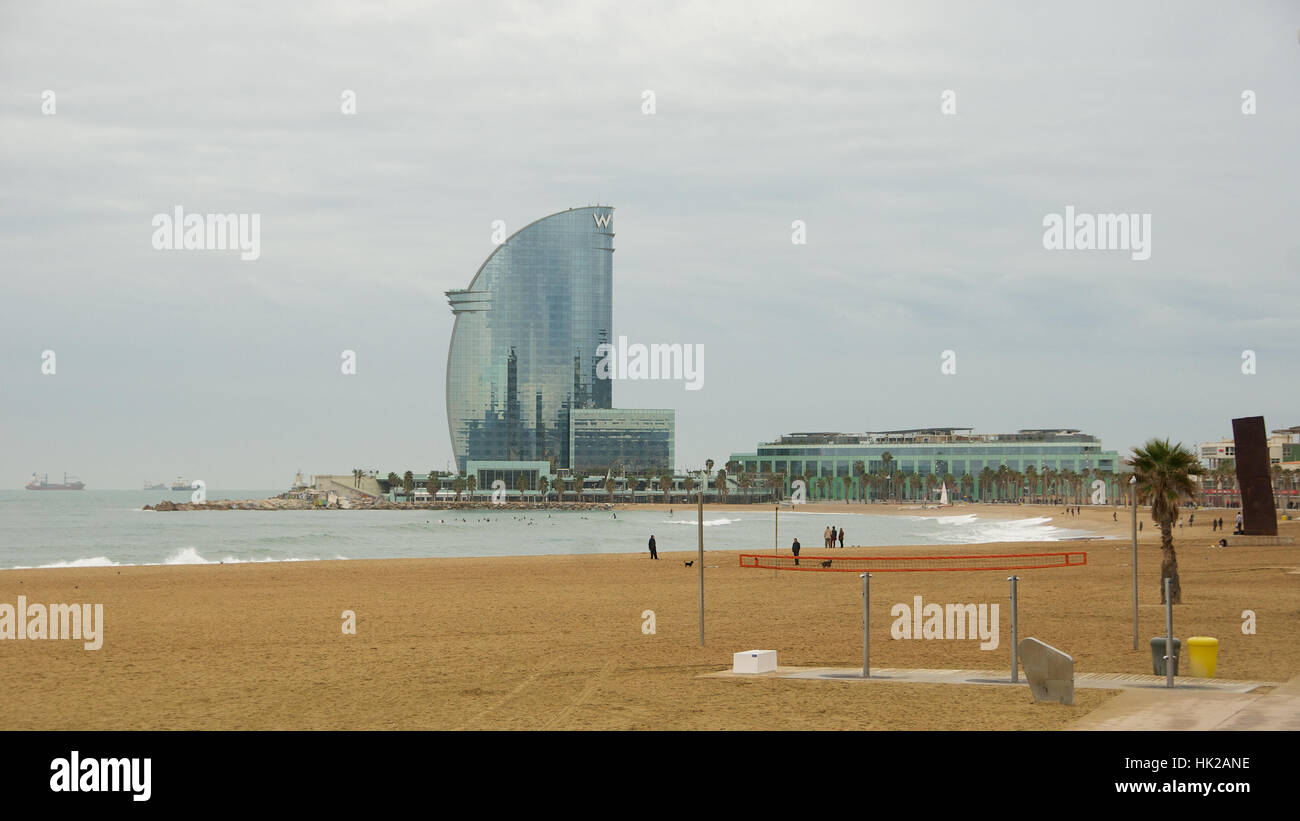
0,490,1100,569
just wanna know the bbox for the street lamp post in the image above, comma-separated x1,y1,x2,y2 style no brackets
1130,474,1138,651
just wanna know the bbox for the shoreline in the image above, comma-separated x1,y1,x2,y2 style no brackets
2,520,1296,729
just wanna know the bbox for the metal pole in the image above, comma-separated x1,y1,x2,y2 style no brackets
698,477,705,647
1131,477,1139,651
1008,575,1019,682
1165,577,1174,688
773,504,779,579
860,573,871,677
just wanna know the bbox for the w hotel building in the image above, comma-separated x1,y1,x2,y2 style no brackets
729,428,1121,501
445,206,673,480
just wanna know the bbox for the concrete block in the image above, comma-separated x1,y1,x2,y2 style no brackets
1018,637,1074,705
733,650,777,674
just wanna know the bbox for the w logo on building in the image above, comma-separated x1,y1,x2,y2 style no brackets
592,213,612,229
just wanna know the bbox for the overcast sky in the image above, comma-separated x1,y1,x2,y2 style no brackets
2,1,1298,489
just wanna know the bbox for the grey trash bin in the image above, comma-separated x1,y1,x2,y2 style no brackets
1149,637,1181,676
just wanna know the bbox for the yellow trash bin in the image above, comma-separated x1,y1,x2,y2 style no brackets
1187,636,1218,678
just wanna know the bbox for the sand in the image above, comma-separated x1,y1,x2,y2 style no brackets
1,503,1295,730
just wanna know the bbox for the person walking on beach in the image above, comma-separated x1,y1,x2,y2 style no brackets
824,526,832,548
791,537,801,566
837,527,845,548
648,535,658,560
1235,512,1243,534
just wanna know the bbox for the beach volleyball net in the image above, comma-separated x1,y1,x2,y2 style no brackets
738,551,1087,573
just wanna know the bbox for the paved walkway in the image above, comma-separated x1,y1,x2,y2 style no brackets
701,666,1273,694
701,666,1299,729
1070,674,1300,730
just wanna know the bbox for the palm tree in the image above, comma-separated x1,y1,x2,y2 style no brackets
978,467,994,502
880,452,893,499
841,475,852,502
538,475,550,501
1129,439,1203,604
402,471,415,495
1024,465,1038,503
452,475,466,501
466,475,477,500
960,472,974,501
738,472,753,502
604,476,617,502
715,468,728,503
683,475,695,499
517,476,530,501
658,474,673,504
853,461,866,503
386,472,400,496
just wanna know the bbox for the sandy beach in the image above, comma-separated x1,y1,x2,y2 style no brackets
1,503,1295,730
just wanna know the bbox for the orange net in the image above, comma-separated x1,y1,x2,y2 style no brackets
739,551,1087,572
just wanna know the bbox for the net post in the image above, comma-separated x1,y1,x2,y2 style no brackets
1007,575,1019,683
860,573,871,678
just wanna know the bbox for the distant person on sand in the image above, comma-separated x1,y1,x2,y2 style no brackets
648,535,658,560
791,537,801,566
837,527,845,548
1235,512,1243,534
824,526,832,548
1112,511,1117,522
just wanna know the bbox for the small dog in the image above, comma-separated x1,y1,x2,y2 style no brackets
684,560,694,567
820,559,832,568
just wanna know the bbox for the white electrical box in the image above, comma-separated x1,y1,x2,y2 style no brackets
732,650,777,674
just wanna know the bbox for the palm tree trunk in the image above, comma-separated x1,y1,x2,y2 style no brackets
1159,523,1181,604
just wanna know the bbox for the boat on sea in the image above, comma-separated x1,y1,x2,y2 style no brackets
144,480,166,490
170,476,191,491
26,472,86,491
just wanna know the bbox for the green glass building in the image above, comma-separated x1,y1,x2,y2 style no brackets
728,428,1123,502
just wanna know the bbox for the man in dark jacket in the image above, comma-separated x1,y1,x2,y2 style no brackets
791,537,801,566
648,535,658,559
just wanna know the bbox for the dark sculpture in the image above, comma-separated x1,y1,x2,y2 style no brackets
1231,416,1278,536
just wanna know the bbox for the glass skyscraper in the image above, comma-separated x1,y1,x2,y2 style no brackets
446,206,615,473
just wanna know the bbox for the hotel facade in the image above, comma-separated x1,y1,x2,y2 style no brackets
444,206,673,483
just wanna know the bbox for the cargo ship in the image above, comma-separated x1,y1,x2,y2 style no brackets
26,472,86,491
170,476,191,491
143,480,166,490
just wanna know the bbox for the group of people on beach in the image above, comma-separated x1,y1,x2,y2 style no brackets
823,526,845,548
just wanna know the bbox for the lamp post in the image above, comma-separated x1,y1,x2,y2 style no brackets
1130,474,1138,650
698,462,714,638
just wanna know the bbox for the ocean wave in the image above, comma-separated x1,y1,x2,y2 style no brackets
19,556,122,569
162,547,334,565
665,517,742,527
